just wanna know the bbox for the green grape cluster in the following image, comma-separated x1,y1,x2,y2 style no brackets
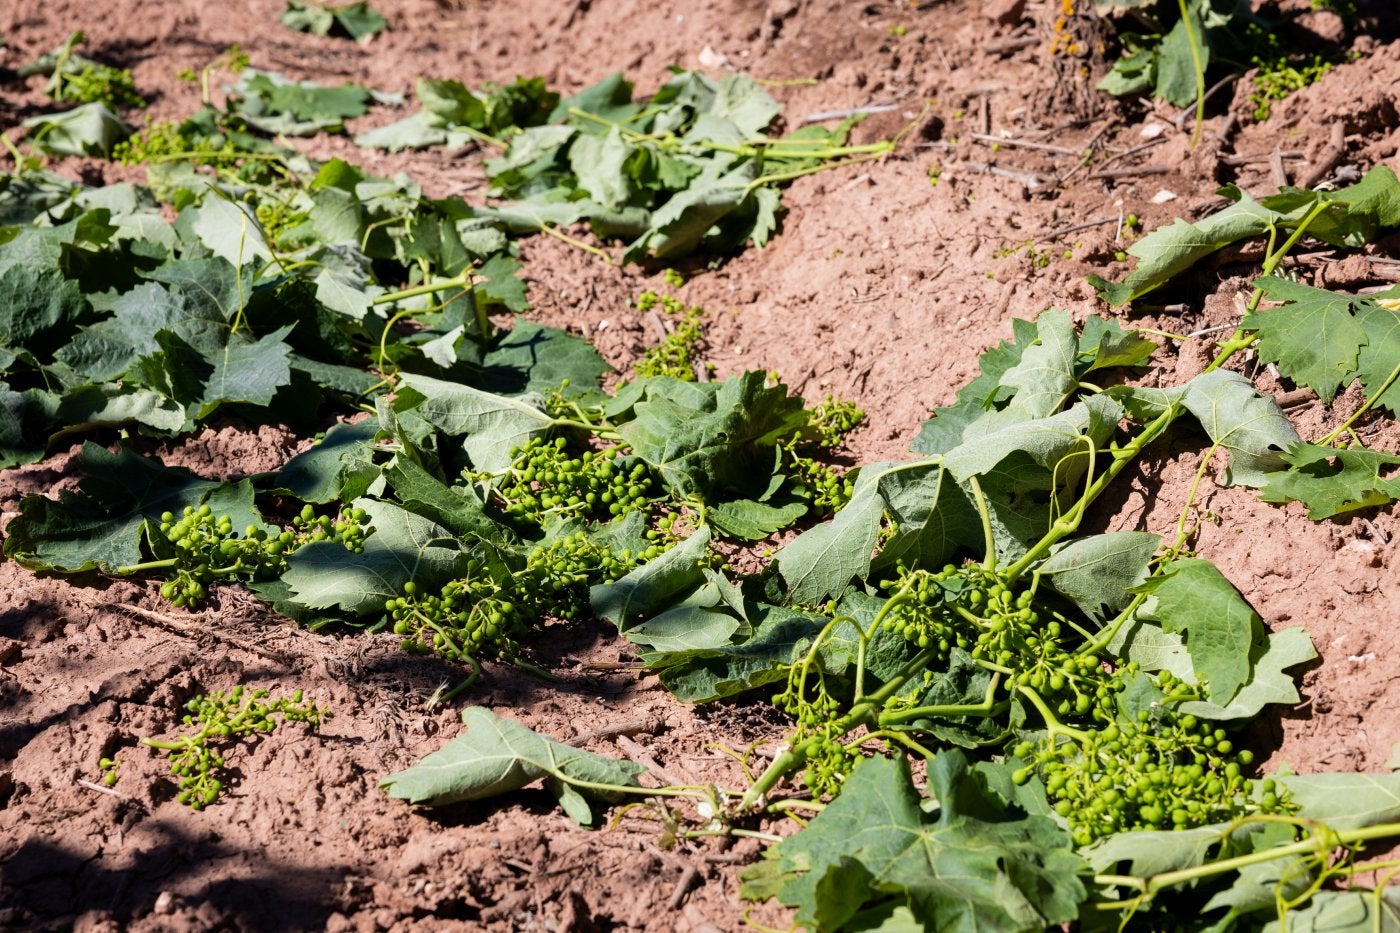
291,503,369,551
632,290,705,381
387,573,526,663
522,529,668,619
789,455,856,514
155,504,366,608
775,681,860,798
474,437,656,529
387,528,674,664
806,395,865,448
1012,702,1287,845
878,563,1114,721
53,62,146,109
141,686,329,810
251,195,310,242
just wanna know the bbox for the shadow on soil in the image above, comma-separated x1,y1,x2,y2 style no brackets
0,824,347,928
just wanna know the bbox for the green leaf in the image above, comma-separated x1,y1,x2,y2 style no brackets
1038,531,1160,623
283,498,470,614
1261,891,1400,933
1082,822,1241,876
195,325,296,415
706,497,807,541
22,103,130,157
912,318,1041,455
618,372,807,502
379,707,644,826
775,462,888,604
1139,558,1261,706
1248,277,1371,402
0,264,93,358
1257,443,1400,520
942,394,1124,481
185,195,274,266
1154,10,1207,108
1356,296,1400,416
570,126,633,210
3,442,224,572
234,70,373,135
1176,626,1315,721
394,373,554,472
1283,772,1400,831
653,603,843,703
1088,188,1281,306
1180,369,1300,487
591,527,713,630
273,420,381,503
746,752,1086,932
383,457,502,541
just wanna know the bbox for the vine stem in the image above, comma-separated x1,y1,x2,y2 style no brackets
1178,0,1208,148
1316,355,1400,447
1093,820,1400,905
1001,400,1181,583
739,647,937,810
1202,199,1333,376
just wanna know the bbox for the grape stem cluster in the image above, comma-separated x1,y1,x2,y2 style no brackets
140,686,329,809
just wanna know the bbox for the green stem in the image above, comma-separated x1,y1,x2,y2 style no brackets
878,673,1004,725
740,647,937,810
114,557,179,575
1169,441,1221,556
534,222,615,264
372,271,473,306
1015,683,1092,742
1095,820,1400,904
745,151,891,191
1317,355,1400,447
968,475,997,571
1178,0,1207,148
1002,401,1182,582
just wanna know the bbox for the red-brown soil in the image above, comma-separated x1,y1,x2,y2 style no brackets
2,1,1399,930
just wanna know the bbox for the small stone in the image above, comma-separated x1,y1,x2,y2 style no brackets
982,0,1027,26
153,891,175,915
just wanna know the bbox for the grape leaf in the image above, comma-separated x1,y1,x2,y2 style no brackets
590,527,713,630
1356,296,1400,416
706,497,807,541
1176,626,1315,720
380,707,644,826
1180,369,1300,487
21,103,130,157
393,373,554,472
283,497,470,614
1038,531,1161,623
1248,277,1371,402
1138,558,1262,706
942,394,1124,481
619,372,807,502
273,419,380,503
185,195,274,266
1282,772,1400,832
1257,444,1400,520
281,0,387,40
912,318,1039,454
775,462,888,604
1261,891,1400,933
743,752,1086,932
652,603,830,703
3,442,227,572
1088,187,1280,307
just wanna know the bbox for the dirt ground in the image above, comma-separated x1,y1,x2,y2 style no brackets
2,0,1399,930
